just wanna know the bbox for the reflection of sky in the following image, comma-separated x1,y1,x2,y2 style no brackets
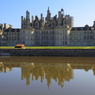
0,68,95,95
63,70,95,95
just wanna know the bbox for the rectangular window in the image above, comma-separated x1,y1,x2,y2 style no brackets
63,41,64,45
90,35,93,39
65,35,67,39
65,41,67,45
52,31,54,34
84,35,86,39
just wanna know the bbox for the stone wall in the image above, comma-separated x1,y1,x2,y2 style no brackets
0,49,95,57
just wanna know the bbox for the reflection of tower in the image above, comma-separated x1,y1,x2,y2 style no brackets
58,69,64,86
93,69,95,75
0,62,3,72
21,67,31,85
3,64,12,73
46,73,51,88
39,67,45,83
44,63,73,88
91,66,95,75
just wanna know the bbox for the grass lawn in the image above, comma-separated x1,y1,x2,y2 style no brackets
0,46,95,49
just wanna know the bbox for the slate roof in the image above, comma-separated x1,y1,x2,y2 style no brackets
4,28,20,32
71,25,95,31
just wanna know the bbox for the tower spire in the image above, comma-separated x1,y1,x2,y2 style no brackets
47,7,50,14
48,6,49,10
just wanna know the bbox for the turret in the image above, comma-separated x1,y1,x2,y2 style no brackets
0,24,3,31
41,13,43,20
58,11,61,18
47,7,51,20
93,21,95,28
26,10,30,28
4,23,12,29
40,13,44,21
21,16,23,21
58,9,64,18
61,8,64,17
21,16,23,28
4,23,6,29
69,16,74,28
40,13,44,29
66,15,74,28
32,16,34,22
47,7,50,15
26,10,30,19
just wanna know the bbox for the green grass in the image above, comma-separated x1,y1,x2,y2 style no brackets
0,46,95,49
0,46,14,49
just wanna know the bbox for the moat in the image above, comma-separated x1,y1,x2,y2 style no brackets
0,56,95,95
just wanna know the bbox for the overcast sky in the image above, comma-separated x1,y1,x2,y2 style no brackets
0,0,95,28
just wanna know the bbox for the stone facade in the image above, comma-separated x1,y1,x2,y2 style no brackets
0,8,95,46
20,8,73,46
70,25,95,46
1,28,20,46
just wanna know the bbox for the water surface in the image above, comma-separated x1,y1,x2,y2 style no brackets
0,57,95,95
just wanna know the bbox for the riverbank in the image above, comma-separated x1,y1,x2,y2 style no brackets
0,49,95,57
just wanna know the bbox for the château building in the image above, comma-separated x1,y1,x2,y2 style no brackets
0,7,95,46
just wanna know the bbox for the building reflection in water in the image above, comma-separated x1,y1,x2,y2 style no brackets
0,57,95,88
